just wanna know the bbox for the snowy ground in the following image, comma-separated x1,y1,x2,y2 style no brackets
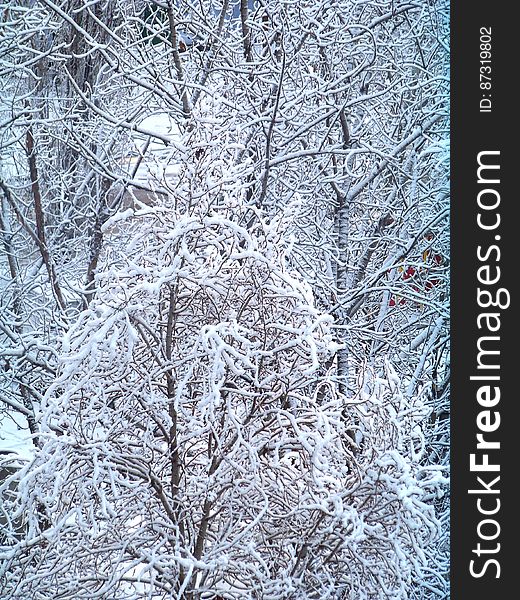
0,412,32,463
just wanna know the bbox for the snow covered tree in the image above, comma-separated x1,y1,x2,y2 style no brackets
0,213,446,599
1,0,449,597
1,119,446,597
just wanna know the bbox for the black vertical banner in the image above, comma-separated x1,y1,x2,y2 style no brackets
452,3,515,598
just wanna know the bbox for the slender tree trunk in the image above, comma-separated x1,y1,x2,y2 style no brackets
166,1,191,119
165,283,186,588
25,123,66,312
334,192,349,398
240,0,253,62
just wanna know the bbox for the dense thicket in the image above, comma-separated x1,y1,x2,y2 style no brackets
0,1,449,597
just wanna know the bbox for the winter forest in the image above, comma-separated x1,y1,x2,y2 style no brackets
0,1,449,598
